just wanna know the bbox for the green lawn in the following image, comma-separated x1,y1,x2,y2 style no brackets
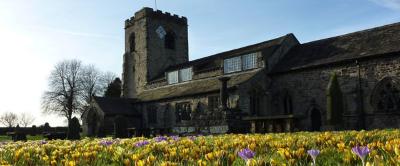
0,135,10,141
0,135,44,141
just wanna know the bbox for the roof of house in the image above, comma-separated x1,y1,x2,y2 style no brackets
271,22,400,74
138,69,261,101
93,97,140,116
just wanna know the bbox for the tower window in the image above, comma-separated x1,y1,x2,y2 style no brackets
129,34,135,52
165,31,176,50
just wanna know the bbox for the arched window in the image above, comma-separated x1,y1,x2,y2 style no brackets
147,105,157,124
283,91,293,114
164,31,176,50
310,108,321,131
175,102,191,122
129,34,135,52
370,77,400,112
249,88,262,116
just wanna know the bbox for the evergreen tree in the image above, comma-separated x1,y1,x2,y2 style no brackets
104,78,122,97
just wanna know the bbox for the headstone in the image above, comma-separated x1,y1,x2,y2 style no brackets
114,116,128,138
67,117,81,140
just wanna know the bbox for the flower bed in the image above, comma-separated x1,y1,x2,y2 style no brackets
1,130,399,165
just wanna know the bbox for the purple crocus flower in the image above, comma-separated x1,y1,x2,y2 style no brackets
307,149,320,166
238,148,255,161
99,140,113,146
188,136,196,141
135,140,150,147
154,136,167,142
352,146,370,166
39,140,48,145
171,135,180,141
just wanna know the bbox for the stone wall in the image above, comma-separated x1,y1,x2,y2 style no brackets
122,8,188,97
136,87,253,134
269,55,400,130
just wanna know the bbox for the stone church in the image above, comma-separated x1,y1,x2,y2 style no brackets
82,7,400,137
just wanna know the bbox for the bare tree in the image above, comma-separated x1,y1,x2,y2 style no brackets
19,113,35,127
79,65,104,115
42,59,117,124
42,59,84,124
0,112,18,128
101,72,117,90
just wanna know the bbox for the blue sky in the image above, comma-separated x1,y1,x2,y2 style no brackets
0,0,399,126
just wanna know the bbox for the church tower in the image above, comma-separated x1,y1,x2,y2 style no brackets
122,7,189,98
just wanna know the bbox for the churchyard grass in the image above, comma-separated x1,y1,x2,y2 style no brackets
1,130,400,165
0,136,9,141
0,135,44,141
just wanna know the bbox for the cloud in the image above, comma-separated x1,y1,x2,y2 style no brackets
55,29,119,39
369,0,400,10
31,25,119,40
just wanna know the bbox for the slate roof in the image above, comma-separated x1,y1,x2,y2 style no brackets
93,97,140,116
138,69,261,101
271,22,400,74
148,34,292,82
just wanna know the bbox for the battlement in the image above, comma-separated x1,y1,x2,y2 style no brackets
125,7,187,29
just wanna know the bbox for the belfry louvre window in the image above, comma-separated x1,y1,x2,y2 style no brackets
165,32,176,50
167,67,192,84
223,52,259,74
129,34,135,52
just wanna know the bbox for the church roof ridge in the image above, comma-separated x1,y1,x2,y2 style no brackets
271,21,400,74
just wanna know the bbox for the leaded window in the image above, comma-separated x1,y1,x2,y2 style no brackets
179,68,192,82
224,56,241,73
223,52,259,74
175,102,191,122
167,71,178,84
167,68,192,84
242,53,257,70
370,77,400,112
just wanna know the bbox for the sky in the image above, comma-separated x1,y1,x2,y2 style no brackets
0,0,399,127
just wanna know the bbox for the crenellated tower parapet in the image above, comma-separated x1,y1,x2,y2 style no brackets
125,7,187,29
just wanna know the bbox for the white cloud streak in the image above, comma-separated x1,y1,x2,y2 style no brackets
31,25,119,40
369,0,400,10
